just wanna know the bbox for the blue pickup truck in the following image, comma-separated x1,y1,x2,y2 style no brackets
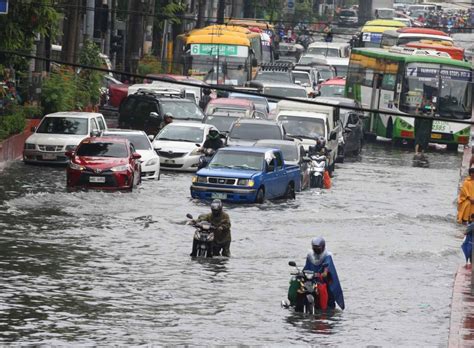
190,147,301,203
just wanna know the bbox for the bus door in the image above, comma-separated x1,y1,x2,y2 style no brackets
369,73,383,133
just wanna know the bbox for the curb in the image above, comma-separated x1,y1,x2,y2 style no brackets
449,265,474,347
0,119,41,163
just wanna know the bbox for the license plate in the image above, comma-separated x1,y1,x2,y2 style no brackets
431,133,442,139
211,193,227,199
42,154,57,160
89,176,106,183
164,159,175,164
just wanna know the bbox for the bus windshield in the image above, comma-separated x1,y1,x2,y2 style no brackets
189,55,248,86
401,63,472,119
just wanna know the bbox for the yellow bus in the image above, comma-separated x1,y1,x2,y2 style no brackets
180,34,255,85
355,19,406,48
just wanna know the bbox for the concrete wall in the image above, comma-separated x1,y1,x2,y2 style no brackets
0,119,41,163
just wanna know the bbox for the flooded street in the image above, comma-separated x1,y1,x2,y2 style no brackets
0,142,466,345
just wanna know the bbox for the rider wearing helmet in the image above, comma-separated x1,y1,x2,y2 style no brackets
303,236,345,310
202,129,224,151
193,199,232,257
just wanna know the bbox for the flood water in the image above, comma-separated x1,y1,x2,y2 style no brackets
0,142,466,345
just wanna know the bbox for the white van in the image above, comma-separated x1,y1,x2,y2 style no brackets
306,42,351,59
23,112,107,164
275,100,341,172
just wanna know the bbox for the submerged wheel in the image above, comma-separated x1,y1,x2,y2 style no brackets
255,187,265,204
285,183,296,200
447,143,459,152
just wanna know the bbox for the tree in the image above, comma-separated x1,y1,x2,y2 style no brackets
0,0,60,69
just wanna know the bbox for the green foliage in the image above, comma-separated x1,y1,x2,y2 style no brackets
154,0,186,29
0,0,60,69
40,68,76,114
138,55,163,77
77,40,102,107
0,104,30,141
40,41,103,113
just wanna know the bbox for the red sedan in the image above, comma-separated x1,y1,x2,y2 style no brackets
66,136,142,191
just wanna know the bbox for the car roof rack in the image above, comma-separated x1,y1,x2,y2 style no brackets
134,87,186,99
259,62,293,72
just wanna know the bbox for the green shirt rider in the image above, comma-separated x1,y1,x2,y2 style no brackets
192,199,232,257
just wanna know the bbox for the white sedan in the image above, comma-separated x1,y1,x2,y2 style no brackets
152,122,218,172
102,129,160,180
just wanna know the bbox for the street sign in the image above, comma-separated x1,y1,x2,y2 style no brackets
0,0,8,14
287,0,295,14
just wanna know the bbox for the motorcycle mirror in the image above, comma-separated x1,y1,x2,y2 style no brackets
186,213,193,219
288,261,297,267
195,143,201,147
303,156,311,162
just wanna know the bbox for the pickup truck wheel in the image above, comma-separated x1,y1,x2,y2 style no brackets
285,183,296,200
255,188,265,204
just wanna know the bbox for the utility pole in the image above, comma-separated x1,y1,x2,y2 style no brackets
232,0,244,18
85,0,95,40
217,0,225,24
62,0,81,64
197,0,206,28
126,0,146,76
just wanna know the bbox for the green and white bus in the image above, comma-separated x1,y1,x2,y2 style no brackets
345,46,472,149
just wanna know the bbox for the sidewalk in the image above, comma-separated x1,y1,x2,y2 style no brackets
449,265,474,347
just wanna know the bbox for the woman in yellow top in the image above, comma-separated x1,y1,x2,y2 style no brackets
458,168,474,224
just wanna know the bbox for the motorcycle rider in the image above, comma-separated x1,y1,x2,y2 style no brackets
303,237,344,310
191,199,232,257
201,129,224,152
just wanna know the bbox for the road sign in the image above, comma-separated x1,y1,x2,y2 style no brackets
0,0,8,14
287,0,295,14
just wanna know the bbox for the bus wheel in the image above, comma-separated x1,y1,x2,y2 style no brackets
386,119,393,139
447,143,459,152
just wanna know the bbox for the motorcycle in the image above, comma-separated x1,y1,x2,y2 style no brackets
186,213,215,258
284,261,328,314
197,148,216,170
308,153,328,189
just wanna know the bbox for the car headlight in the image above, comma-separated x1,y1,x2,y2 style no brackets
110,164,130,172
65,145,77,151
238,179,254,187
24,143,35,150
190,147,203,156
145,158,158,166
192,176,207,183
69,162,85,171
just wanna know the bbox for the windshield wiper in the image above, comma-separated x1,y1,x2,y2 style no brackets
231,165,259,170
209,164,234,169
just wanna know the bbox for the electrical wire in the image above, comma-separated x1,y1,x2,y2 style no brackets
1,49,473,126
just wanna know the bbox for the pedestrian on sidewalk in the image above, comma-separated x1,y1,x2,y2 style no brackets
457,168,474,224
461,216,473,266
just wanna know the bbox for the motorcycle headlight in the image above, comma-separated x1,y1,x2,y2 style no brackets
65,145,77,151
208,232,214,241
237,179,254,187
194,231,201,240
190,147,201,156
110,164,130,172
24,143,36,150
145,158,158,166
69,162,85,171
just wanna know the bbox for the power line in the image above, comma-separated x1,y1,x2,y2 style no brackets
1,49,473,126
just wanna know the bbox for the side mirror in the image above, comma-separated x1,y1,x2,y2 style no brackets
302,156,311,162
132,152,142,160
65,151,74,158
318,79,325,83
149,112,160,119
295,80,302,85
330,130,337,141
154,144,161,150
288,261,297,267
30,126,37,132
186,213,193,219
90,130,101,137
252,58,258,67
148,134,155,141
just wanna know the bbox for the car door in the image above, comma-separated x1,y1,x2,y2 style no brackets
96,116,107,131
264,156,279,199
135,98,160,135
274,151,288,197
90,118,99,136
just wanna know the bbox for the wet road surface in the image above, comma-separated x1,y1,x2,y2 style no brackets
0,142,466,345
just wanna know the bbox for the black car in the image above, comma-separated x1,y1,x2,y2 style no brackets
314,97,365,158
118,90,205,135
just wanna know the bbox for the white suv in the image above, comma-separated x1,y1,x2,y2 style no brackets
23,112,107,164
